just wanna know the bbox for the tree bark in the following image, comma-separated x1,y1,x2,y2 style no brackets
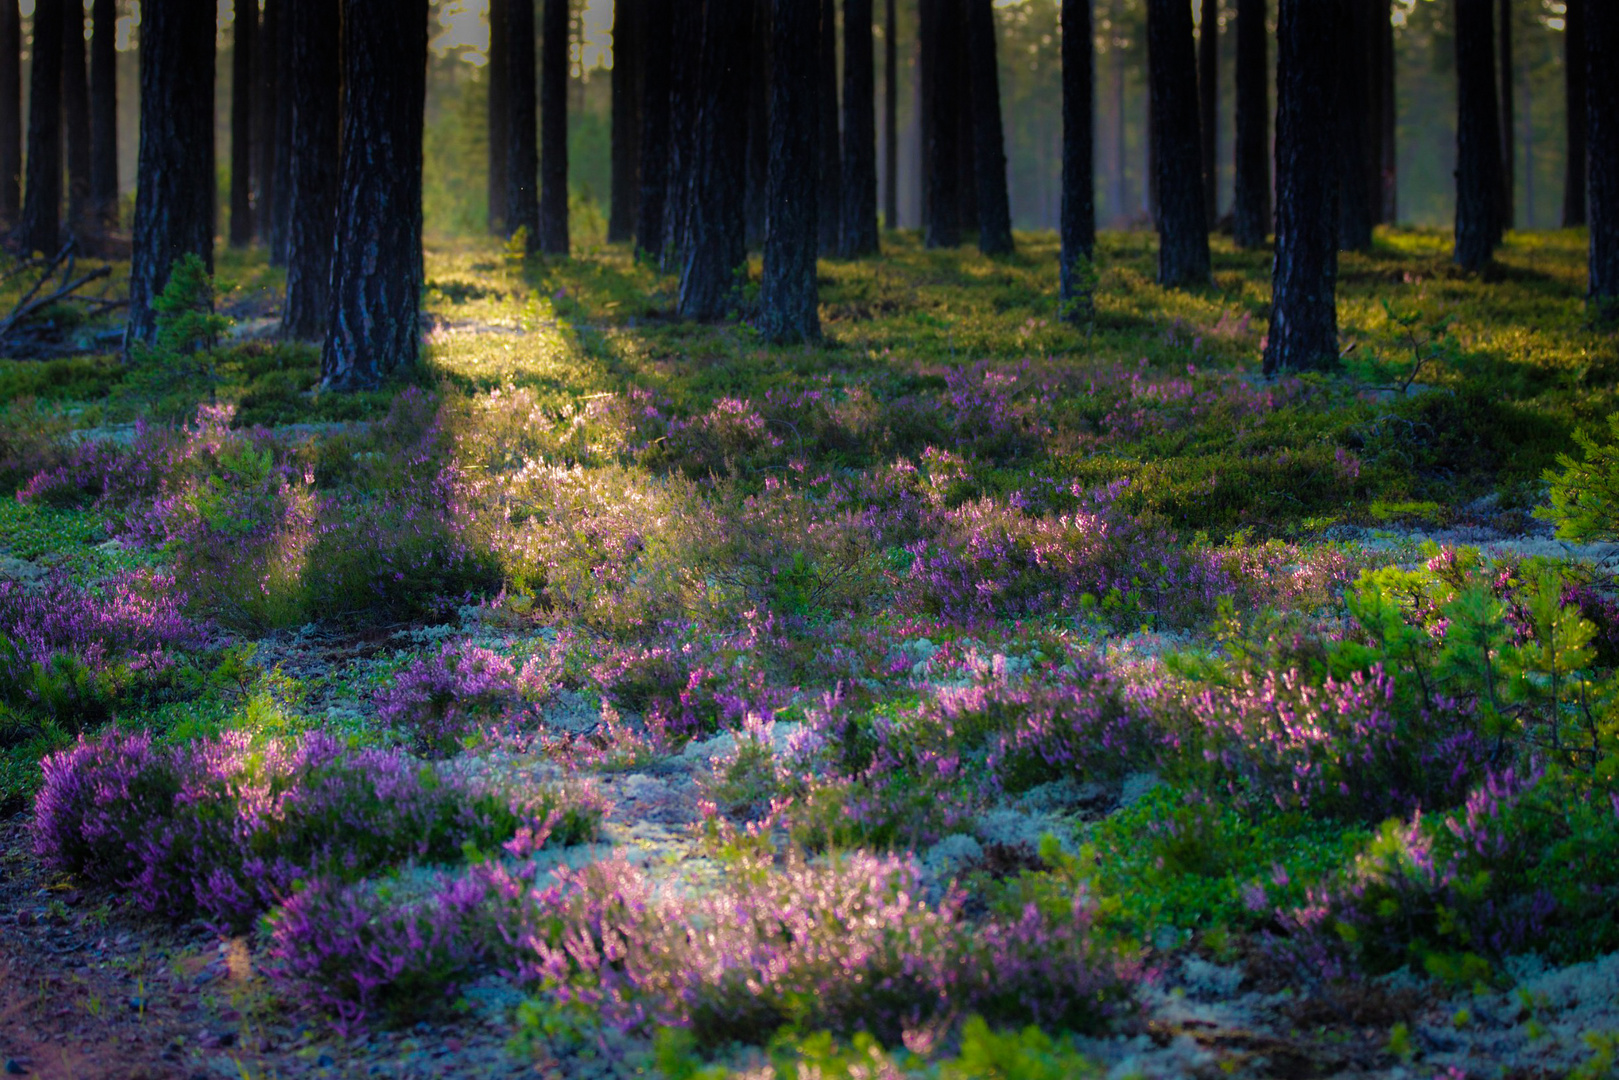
507,0,540,249
1563,0,1585,227
1232,0,1268,247
1147,0,1210,287
63,3,92,237
760,0,820,343
88,0,117,229
487,0,510,236
0,0,16,227
883,0,897,229
321,0,427,389
1060,0,1094,319
965,0,1012,254
1198,0,1217,224
745,1,770,249
918,0,959,248
635,0,670,256
229,2,254,247
1378,0,1396,222
954,11,978,237
817,0,841,255
660,0,702,266
125,0,216,350
1589,0,1618,320
840,0,878,256
270,0,295,264
608,0,639,243
1338,1,1373,252
677,0,751,319
280,0,341,340
1498,0,1513,231
1264,0,1338,375
1454,0,1503,271
539,0,569,255
16,0,63,256
254,0,279,242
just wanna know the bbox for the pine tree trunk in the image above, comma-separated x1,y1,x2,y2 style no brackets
840,0,879,256
88,0,117,229
1060,0,1094,319
883,0,897,229
228,3,254,247
16,0,63,256
125,0,216,349
539,0,569,254
1366,0,1386,225
506,0,540,249
1232,0,1268,247
1378,0,1397,222
1498,0,1513,231
254,0,279,242
608,0,640,243
955,11,979,238
63,4,92,237
760,0,820,343
677,0,751,319
1264,0,1338,375
1338,1,1373,252
918,0,959,248
1147,0,1210,287
280,0,340,340
1198,0,1217,224
965,0,1012,254
1564,0,1586,227
320,0,427,390
745,2,770,249
487,0,510,236
270,0,295,264
635,0,671,255
1454,0,1503,271
1589,0,1618,320
0,0,17,227
817,0,841,256
660,0,703,266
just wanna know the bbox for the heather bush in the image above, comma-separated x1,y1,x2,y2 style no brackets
591,629,791,742
373,641,519,756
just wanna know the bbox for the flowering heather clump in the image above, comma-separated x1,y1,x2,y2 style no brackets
592,634,791,742
374,641,519,756
30,729,181,885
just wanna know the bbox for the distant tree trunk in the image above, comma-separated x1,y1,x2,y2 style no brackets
1264,0,1338,375
1059,0,1094,319
229,3,254,247
883,0,897,228
1454,0,1504,271
1198,0,1217,223
635,0,671,255
270,0,295,264
1498,0,1513,231
1338,1,1373,252
321,0,427,390
254,0,279,242
965,0,1012,254
539,0,570,254
918,0,959,247
1146,0,1210,287
281,0,341,340
16,0,64,256
660,0,703,265
487,0,509,236
89,0,117,229
61,3,91,236
1111,0,1126,222
954,13,978,237
506,0,540,249
760,0,820,343
1590,0,1618,320
678,0,751,319
608,0,640,243
1232,0,1268,247
0,0,17,226
1563,0,1585,227
817,0,841,255
125,0,215,350
745,2,770,249
840,0,878,256
1378,0,1397,222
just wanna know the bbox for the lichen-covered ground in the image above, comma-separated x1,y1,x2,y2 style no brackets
3,229,1619,1079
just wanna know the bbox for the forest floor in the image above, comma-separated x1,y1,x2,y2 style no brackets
2,228,1619,1079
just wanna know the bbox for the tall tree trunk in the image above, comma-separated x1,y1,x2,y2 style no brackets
660,0,702,266
88,0,117,229
1111,0,1126,223
1232,0,1268,247
1264,0,1338,375
1498,0,1513,231
321,0,427,390
507,0,540,249
125,0,215,349
270,0,295,264
229,3,254,247
1378,0,1396,222
635,0,670,255
1454,0,1503,271
817,0,841,255
883,0,897,229
1147,0,1210,287
254,0,279,242
1589,0,1618,321
16,0,63,256
608,0,639,243
918,0,959,247
487,0,510,236
840,0,878,255
954,12,978,237
760,0,820,343
1366,0,1385,225
0,0,16,227
1338,1,1373,251
1060,0,1094,319
745,1,770,249
61,2,91,236
1198,0,1217,223
1563,0,1586,227
965,0,1012,254
281,0,341,340
539,0,570,254
678,0,750,319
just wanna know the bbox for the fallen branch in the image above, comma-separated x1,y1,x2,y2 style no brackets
0,239,115,344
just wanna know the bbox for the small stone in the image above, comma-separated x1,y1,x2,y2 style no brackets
5,1059,29,1076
